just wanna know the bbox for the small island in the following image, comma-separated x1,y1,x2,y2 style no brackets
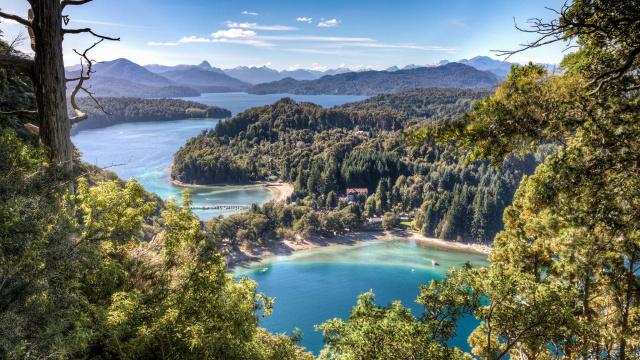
69,97,231,133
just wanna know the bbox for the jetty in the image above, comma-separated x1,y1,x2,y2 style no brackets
187,204,252,210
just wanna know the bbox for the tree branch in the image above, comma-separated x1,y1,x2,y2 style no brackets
0,110,37,118
0,10,31,27
60,0,93,11
587,45,640,94
62,28,120,41
0,54,35,77
68,39,112,126
24,123,39,135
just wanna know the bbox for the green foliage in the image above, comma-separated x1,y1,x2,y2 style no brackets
419,1,640,358
175,89,542,242
70,97,231,133
316,267,478,360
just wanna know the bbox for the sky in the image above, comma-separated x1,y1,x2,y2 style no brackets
0,0,569,71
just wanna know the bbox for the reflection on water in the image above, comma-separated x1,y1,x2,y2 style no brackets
233,238,490,355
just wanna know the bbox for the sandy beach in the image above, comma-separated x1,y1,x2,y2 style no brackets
166,164,293,203
225,230,492,264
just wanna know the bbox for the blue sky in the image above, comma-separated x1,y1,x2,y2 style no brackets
1,0,568,70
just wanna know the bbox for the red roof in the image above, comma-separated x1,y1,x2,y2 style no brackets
346,188,368,194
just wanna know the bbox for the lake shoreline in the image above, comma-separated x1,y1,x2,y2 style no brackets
166,164,294,203
225,230,492,265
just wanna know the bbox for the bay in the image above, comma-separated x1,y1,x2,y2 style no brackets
232,238,490,355
71,93,368,219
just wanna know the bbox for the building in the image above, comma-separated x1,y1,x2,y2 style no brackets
367,217,383,228
346,188,368,202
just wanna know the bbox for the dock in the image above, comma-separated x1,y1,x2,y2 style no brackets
187,204,252,210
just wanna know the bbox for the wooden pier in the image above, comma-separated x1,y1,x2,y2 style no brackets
187,204,252,210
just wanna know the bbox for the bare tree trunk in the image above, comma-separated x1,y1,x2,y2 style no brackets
31,0,73,170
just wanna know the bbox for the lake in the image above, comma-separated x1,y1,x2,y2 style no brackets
71,93,368,219
232,238,489,355
72,92,487,356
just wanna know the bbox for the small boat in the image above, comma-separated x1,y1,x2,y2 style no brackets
261,267,269,273
411,269,415,272
431,260,437,266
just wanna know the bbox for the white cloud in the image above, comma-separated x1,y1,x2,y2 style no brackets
212,29,257,38
1,19,19,25
310,63,328,71
296,17,312,23
285,48,346,55
346,43,456,51
242,11,259,16
179,36,211,43
257,35,374,42
318,19,340,27
351,64,380,71
226,22,296,31
72,19,150,29
148,41,179,46
289,64,301,70
449,19,468,27
211,38,274,48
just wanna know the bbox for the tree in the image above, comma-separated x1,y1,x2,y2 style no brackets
382,212,398,230
0,0,118,170
418,1,640,358
316,267,479,360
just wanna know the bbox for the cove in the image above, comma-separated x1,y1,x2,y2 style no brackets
232,238,490,355
71,93,368,219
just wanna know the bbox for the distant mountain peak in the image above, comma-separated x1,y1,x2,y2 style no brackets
198,61,212,69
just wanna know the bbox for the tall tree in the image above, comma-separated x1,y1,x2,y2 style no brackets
419,1,640,358
0,0,118,170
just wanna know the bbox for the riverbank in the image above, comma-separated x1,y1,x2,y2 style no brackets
225,230,492,264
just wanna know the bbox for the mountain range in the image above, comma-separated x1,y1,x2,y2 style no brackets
247,63,500,96
63,55,522,98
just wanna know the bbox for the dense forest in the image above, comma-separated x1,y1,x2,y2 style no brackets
0,28,319,359
70,97,231,133
1,0,639,359
248,63,499,95
173,89,550,242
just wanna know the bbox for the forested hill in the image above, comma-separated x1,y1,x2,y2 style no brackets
70,97,231,133
247,63,500,95
173,88,550,242
339,87,493,120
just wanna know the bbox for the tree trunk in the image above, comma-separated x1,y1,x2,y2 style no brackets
31,0,73,170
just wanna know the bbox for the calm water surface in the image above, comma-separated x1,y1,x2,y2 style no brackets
72,93,486,355
71,93,368,219
232,238,490,355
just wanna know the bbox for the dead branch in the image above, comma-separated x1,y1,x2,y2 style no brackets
68,39,112,125
68,41,100,124
492,1,640,93
75,160,130,180
62,28,120,41
0,110,38,117
0,54,35,77
24,123,39,135
587,45,640,94
0,10,31,27
61,0,94,11
27,9,35,52
9,32,27,50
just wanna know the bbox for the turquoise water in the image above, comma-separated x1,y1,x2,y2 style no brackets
71,93,368,219
232,238,490,355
